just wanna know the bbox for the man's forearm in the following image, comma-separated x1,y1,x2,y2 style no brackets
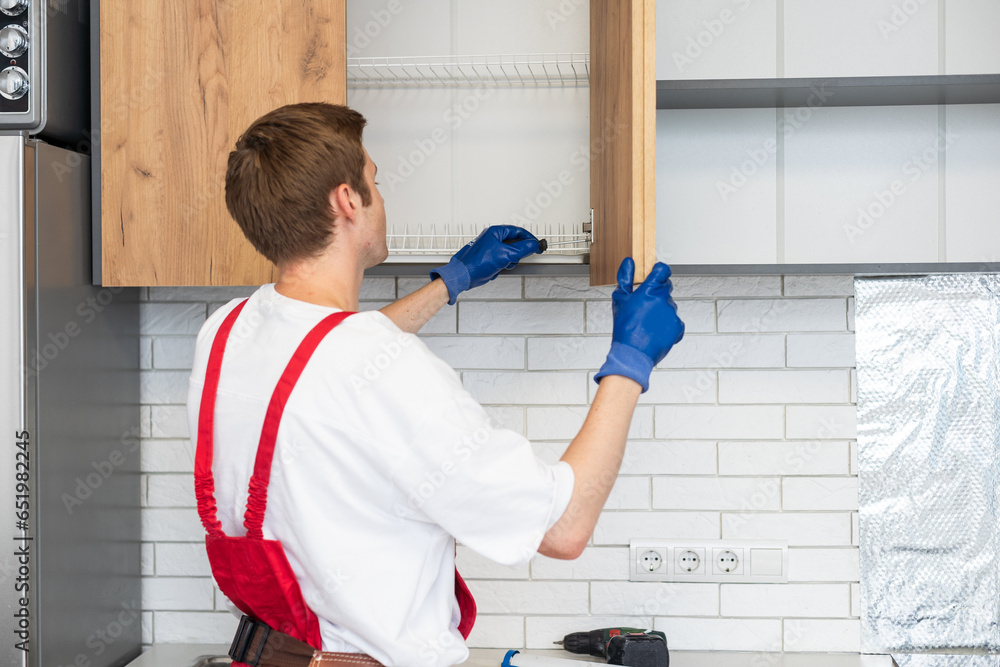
379,278,451,334
538,375,642,559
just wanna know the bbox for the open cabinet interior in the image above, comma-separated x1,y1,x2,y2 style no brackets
346,1,593,267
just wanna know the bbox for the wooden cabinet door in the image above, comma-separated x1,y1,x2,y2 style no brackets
98,1,346,286
589,0,657,286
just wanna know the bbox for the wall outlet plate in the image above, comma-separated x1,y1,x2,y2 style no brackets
629,539,788,583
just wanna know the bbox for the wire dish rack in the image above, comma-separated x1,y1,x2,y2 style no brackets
347,53,590,87
385,221,591,259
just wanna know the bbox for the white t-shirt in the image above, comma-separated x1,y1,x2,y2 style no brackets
186,284,574,667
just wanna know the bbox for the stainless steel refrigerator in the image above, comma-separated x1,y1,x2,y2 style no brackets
0,134,140,666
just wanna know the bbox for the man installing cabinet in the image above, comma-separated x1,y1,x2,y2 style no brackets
186,102,684,667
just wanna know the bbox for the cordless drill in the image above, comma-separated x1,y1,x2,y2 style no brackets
555,628,668,666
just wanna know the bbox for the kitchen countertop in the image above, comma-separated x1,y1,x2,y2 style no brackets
124,644,895,667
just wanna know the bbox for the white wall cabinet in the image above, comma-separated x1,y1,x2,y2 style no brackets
655,0,1000,269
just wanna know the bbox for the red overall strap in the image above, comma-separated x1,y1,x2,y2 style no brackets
195,299,249,536
244,310,354,538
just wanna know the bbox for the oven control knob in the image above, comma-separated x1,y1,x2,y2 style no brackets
0,0,27,16
0,24,27,58
0,65,27,100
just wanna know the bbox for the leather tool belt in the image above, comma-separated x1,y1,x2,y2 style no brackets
229,615,384,667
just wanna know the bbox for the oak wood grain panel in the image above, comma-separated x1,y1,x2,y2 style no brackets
589,0,656,286
100,1,346,286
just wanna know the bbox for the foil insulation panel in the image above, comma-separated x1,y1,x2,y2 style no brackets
856,275,1000,653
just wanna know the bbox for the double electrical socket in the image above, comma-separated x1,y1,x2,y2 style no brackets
629,539,788,583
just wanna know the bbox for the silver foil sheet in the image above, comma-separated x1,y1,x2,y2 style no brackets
856,274,1000,653
893,656,1000,667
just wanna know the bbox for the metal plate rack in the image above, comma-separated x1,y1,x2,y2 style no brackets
381,220,591,265
347,53,590,88
349,53,592,264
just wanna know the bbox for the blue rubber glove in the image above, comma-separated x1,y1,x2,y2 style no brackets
430,225,541,305
594,258,685,392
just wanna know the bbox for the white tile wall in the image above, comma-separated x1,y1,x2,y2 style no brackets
137,276,858,653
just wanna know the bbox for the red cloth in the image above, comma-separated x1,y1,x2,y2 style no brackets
194,299,477,658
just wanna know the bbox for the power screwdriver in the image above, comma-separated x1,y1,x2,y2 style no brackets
554,627,667,660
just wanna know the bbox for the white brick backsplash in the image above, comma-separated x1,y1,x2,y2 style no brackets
140,337,152,370
588,300,717,335
658,334,786,368
140,371,192,405
672,276,782,298
156,543,211,577
139,270,865,650
140,440,194,473
141,577,214,611
419,305,456,334
399,276,522,300
531,547,629,580
786,406,858,439
141,508,205,542
852,513,859,545
140,303,206,336
148,287,254,302
722,583,850,617
525,616,652,649
150,405,190,438
153,611,240,643
152,337,196,370
146,474,196,508
851,582,860,617
464,372,588,405
141,543,155,576
525,276,614,299
850,441,858,474
593,511,719,545
466,615,524,649
459,302,584,334
723,513,852,546
140,406,151,439
786,333,857,368
719,370,849,404
783,276,855,297
457,545,529,579
788,548,860,582
718,299,846,333
784,619,860,652
653,477,780,511
718,441,850,476
483,406,525,435
653,618,782,652
621,442,717,475
422,336,525,369
590,581,719,616
526,406,653,440
605,477,651,510
527,336,609,369
783,478,859,510
656,405,785,440
359,277,397,300
642,370,718,404
467,581,588,614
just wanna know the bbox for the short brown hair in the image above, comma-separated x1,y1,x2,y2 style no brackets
225,103,372,265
